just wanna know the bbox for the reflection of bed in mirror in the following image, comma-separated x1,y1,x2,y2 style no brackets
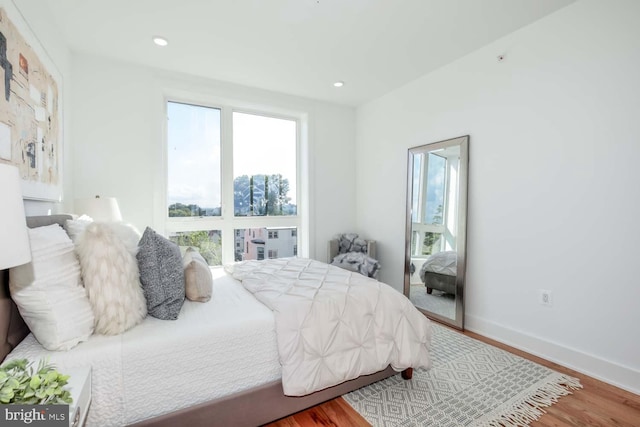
404,135,469,330
419,251,457,294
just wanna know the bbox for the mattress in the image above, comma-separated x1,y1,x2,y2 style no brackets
6,269,281,427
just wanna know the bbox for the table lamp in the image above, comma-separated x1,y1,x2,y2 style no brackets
0,163,31,269
74,195,122,222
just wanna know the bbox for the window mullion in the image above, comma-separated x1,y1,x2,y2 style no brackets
221,107,235,265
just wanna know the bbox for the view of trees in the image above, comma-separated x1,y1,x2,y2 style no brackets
169,230,222,266
167,174,296,264
234,174,296,216
169,203,200,217
168,174,296,218
430,204,443,225
422,232,442,255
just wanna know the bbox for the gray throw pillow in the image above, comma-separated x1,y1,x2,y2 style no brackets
137,227,185,320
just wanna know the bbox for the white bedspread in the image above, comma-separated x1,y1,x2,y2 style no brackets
420,250,457,279
7,270,281,427
227,258,432,396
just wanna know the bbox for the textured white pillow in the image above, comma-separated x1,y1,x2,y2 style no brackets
9,224,95,351
75,222,147,335
63,214,94,242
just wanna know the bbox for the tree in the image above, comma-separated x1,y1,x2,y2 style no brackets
422,232,441,255
168,203,203,217
170,230,222,266
234,174,295,216
431,204,443,224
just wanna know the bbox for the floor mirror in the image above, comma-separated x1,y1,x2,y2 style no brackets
404,135,469,329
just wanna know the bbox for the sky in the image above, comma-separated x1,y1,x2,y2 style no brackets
412,152,445,224
425,153,445,224
167,102,297,209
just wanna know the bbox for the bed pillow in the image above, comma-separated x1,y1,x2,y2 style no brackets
183,248,213,302
137,227,185,320
75,222,147,335
9,224,95,351
63,214,93,243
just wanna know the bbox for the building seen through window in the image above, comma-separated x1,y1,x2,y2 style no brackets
235,227,297,261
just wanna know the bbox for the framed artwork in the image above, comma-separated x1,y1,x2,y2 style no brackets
0,2,63,201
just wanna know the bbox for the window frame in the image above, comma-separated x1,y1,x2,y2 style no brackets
162,95,305,265
410,151,460,257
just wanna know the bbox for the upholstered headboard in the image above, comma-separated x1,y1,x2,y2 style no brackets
0,214,73,362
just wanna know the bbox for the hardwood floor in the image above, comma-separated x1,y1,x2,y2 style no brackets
266,326,640,427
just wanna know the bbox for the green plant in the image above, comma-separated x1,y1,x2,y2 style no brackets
0,359,72,405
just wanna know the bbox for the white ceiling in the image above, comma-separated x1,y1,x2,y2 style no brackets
44,0,575,106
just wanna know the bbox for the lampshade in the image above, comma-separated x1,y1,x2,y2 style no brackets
75,196,122,222
0,164,31,270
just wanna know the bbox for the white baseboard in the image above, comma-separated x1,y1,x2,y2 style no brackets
465,313,640,395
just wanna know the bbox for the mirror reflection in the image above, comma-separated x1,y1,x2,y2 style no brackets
405,136,468,329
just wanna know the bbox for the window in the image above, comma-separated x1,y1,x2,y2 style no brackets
424,153,446,225
233,112,297,217
166,101,302,265
410,150,458,257
167,102,221,218
417,153,446,255
235,227,297,261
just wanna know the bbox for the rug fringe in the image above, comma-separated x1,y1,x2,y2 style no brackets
472,374,582,427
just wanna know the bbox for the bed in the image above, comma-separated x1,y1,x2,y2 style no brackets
419,251,457,295
1,215,431,426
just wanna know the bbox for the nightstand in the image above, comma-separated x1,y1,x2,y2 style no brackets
65,367,92,427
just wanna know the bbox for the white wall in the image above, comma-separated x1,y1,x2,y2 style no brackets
8,0,73,215
70,54,357,260
356,0,640,393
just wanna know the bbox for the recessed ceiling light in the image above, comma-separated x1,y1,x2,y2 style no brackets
152,36,169,47
333,81,344,88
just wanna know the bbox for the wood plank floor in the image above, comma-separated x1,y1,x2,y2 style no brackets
266,326,640,427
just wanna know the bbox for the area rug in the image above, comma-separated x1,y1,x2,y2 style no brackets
344,324,582,426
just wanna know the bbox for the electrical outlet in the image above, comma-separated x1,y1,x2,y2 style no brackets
539,290,553,307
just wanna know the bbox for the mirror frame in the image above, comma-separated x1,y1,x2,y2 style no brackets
403,135,469,330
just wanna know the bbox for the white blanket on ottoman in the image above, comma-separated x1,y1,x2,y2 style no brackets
227,258,432,396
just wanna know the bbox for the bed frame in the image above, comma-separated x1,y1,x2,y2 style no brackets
423,271,457,295
1,215,411,427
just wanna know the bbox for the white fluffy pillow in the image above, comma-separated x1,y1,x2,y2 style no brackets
75,222,147,335
63,214,94,242
9,224,95,351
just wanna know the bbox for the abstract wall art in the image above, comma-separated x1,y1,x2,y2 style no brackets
0,3,62,201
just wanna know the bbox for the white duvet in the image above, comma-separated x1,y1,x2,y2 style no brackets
228,258,432,396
